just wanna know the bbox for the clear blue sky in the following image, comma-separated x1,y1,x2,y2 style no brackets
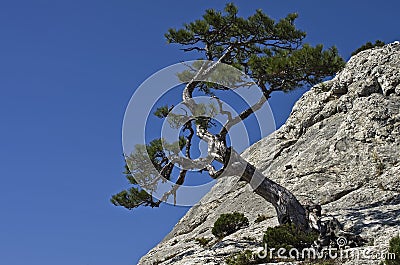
0,1,398,264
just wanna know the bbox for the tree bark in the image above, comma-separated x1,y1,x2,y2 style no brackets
222,148,309,230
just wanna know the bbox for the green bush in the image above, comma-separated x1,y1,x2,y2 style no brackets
255,214,268,223
386,235,400,265
226,250,254,265
263,224,318,252
212,212,249,239
351,40,385,56
225,250,269,265
226,224,320,264
195,237,212,247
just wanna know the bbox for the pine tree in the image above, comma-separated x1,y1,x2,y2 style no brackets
112,4,345,231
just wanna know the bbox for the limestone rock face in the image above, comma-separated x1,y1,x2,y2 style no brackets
139,43,400,265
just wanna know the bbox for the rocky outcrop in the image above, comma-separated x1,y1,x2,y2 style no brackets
139,42,400,265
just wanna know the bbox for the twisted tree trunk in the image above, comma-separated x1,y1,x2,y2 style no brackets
194,124,310,231
178,66,311,231
227,149,309,230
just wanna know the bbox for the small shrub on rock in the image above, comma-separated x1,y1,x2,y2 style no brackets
212,212,249,239
385,235,400,265
351,40,385,56
255,214,268,223
226,250,254,265
263,224,318,252
195,237,212,247
226,250,268,265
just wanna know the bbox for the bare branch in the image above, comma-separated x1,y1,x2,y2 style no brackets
214,96,232,121
156,169,188,206
219,92,268,138
181,46,206,52
182,45,234,111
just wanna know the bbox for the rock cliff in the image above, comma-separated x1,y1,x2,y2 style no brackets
139,42,400,265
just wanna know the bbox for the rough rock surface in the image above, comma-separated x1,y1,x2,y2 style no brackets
139,43,400,265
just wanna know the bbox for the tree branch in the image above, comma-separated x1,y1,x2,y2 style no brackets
183,123,194,159
181,46,206,53
219,88,272,138
155,169,188,206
